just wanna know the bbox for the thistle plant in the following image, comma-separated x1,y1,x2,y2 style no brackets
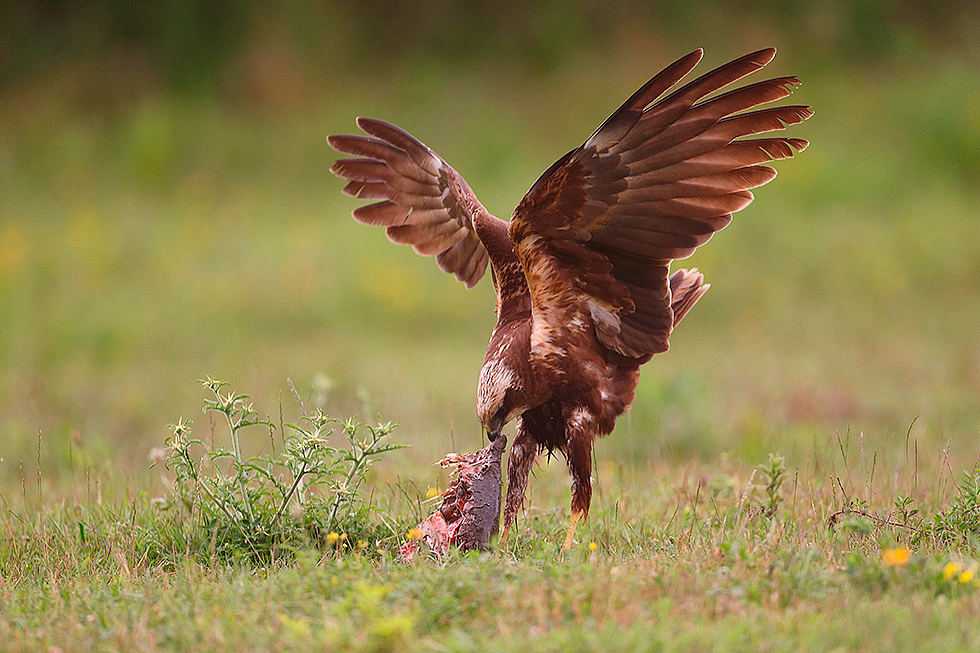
155,377,405,562
920,461,980,550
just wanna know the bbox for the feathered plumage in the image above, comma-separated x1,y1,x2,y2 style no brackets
329,49,810,550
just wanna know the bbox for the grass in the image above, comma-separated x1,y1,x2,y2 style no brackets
4,427,980,651
2,30,980,652
4,380,980,651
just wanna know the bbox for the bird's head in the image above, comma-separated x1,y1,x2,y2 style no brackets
477,359,521,442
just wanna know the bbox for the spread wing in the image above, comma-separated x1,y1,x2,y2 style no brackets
328,118,497,288
509,48,811,362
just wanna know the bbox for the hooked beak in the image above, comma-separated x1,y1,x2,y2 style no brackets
486,428,500,442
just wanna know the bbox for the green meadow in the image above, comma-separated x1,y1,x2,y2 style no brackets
2,4,980,650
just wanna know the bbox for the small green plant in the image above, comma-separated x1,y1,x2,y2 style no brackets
920,460,980,550
893,495,918,525
157,377,405,563
758,452,787,518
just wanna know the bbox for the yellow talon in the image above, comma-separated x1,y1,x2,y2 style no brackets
560,511,583,557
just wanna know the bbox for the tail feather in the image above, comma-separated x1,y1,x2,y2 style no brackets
668,268,709,328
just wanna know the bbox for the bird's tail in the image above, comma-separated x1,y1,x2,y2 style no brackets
669,268,709,328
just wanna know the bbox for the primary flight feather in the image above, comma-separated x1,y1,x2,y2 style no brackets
328,48,810,551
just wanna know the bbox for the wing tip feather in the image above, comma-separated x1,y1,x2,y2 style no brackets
750,47,777,67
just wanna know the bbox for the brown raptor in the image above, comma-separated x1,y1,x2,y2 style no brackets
328,48,810,552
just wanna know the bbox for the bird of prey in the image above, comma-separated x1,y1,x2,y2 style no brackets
328,48,810,552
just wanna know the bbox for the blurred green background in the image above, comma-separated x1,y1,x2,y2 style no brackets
1,1,979,496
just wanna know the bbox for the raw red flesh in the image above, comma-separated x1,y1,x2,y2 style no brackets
399,434,506,561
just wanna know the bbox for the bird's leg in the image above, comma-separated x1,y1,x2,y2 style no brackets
498,522,511,546
499,422,537,550
560,421,593,556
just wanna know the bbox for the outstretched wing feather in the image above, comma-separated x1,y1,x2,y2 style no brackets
329,119,508,288
624,165,777,197
510,49,810,361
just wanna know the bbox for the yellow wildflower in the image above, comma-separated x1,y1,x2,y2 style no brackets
425,486,441,499
357,539,369,550
959,566,976,584
589,541,598,551
407,527,423,541
326,532,340,546
881,546,911,567
944,562,962,581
